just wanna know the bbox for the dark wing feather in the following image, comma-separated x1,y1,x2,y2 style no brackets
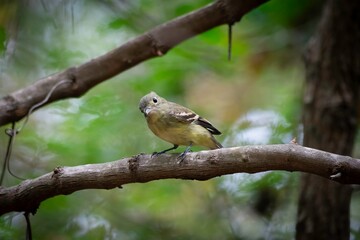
195,117,222,135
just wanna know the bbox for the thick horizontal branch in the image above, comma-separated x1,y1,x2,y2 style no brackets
0,0,268,126
1,144,359,216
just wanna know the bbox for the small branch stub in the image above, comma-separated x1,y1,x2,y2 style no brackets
51,166,64,178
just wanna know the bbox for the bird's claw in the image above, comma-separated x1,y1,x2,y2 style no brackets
177,149,192,164
177,153,186,164
151,152,160,158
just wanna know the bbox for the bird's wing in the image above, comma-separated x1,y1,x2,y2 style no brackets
167,102,222,135
167,102,198,123
194,117,222,135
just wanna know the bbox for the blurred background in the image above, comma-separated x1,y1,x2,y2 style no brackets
0,0,359,239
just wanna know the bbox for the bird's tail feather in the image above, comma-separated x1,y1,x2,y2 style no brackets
210,136,223,149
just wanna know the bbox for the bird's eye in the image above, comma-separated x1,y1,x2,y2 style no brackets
152,97,158,103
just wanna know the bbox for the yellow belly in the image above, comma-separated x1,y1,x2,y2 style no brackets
147,119,218,149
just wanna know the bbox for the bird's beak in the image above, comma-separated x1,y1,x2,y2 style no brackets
143,107,151,117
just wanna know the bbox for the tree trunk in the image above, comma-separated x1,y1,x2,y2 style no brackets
296,0,360,239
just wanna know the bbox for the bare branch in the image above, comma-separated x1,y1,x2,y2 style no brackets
1,144,359,216
0,0,268,126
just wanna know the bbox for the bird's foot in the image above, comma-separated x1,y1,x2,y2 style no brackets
151,145,179,158
176,147,192,164
151,151,161,158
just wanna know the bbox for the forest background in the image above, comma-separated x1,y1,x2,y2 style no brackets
0,0,359,239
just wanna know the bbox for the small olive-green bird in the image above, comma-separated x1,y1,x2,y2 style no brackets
139,92,222,159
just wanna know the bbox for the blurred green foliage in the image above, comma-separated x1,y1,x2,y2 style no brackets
0,0,359,239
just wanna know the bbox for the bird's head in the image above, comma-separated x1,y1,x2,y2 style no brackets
139,91,164,117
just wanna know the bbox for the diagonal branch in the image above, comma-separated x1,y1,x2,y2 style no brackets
1,144,360,216
0,0,268,126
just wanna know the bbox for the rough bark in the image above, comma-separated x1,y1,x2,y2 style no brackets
296,0,360,239
1,144,360,216
0,0,268,127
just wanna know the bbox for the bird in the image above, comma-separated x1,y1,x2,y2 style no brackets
139,91,222,160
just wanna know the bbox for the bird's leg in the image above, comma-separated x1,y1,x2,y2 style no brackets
152,144,179,157
177,143,193,163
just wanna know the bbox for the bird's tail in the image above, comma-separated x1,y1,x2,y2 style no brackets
210,136,223,149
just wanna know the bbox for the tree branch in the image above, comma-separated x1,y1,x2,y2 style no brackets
1,144,359,216
0,0,268,126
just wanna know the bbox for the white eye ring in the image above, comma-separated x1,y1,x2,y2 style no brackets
152,97,158,103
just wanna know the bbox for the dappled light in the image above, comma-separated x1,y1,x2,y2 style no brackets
0,0,359,239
